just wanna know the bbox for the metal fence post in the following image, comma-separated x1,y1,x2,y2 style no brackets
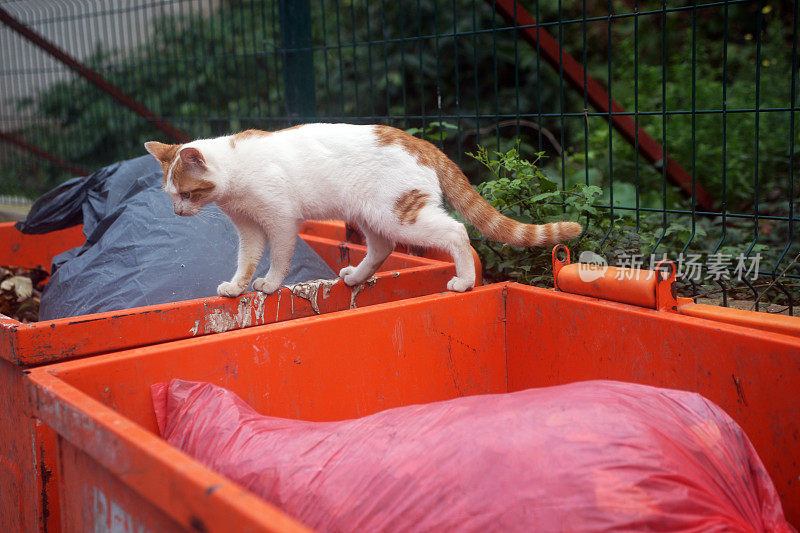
279,0,317,122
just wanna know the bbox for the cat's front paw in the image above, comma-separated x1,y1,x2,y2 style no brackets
217,281,244,298
446,276,474,292
253,277,280,295
338,266,361,286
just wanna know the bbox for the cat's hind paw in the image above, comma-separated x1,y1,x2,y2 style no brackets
446,276,474,292
253,277,280,295
217,281,244,298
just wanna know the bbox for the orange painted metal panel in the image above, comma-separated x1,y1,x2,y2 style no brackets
30,372,310,533
24,283,800,529
0,220,478,533
6,261,455,366
34,421,59,533
298,219,351,241
0,358,38,533
0,222,479,365
0,222,84,269
301,233,440,271
59,440,187,533
299,220,482,282
44,288,509,430
0,358,59,533
679,302,800,338
26,288,508,532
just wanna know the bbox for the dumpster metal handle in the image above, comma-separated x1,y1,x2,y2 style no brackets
551,245,800,337
551,244,677,311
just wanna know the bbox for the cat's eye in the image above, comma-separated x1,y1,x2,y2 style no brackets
179,192,191,200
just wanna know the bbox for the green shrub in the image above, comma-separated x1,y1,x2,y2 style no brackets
464,143,599,285
461,144,787,305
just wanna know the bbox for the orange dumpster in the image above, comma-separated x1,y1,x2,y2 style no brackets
24,282,800,531
0,219,480,532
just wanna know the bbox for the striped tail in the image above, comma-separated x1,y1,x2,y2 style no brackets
437,159,582,247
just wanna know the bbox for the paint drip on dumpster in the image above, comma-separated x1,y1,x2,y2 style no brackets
189,276,380,335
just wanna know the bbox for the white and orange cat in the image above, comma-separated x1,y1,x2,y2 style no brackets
145,123,581,297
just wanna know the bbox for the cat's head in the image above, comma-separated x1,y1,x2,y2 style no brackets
144,141,218,216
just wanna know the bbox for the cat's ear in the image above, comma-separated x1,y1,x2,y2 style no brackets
179,147,207,169
144,141,175,162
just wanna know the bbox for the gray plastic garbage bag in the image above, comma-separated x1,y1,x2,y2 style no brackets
17,156,335,320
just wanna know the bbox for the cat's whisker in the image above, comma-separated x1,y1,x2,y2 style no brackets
195,211,227,224
195,206,226,219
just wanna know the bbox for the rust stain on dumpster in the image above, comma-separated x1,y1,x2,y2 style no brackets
39,440,52,531
732,374,748,407
338,243,350,265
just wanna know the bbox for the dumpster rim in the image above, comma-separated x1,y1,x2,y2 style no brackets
25,370,312,533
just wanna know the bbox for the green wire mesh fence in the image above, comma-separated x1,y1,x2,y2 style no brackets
0,0,798,313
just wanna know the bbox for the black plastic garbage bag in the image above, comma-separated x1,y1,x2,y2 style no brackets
17,156,336,320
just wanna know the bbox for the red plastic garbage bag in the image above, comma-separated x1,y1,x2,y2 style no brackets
152,379,794,533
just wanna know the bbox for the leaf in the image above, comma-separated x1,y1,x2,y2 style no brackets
430,121,458,130
537,176,558,193
527,191,554,202
664,223,689,236
581,185,603,199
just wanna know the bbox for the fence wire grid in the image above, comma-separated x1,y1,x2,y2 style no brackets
0,0,798,313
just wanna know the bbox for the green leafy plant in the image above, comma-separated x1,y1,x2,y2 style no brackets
456,144,790,304
463,143,602,286
405,121,459,143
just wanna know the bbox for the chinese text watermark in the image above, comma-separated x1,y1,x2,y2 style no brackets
577,252,761,283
